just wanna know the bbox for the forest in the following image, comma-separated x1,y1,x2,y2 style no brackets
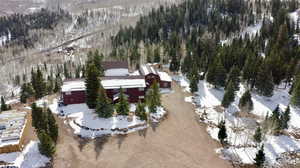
0,8,71,48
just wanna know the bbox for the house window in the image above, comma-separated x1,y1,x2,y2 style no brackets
138,87,144,91
66,91,71,95
139,96,145,99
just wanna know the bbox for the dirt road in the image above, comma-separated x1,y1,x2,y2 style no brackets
53,82,232,168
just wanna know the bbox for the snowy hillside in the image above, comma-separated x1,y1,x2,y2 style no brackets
174,74,300,166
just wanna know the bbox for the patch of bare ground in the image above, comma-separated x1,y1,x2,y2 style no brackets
52,82,232,168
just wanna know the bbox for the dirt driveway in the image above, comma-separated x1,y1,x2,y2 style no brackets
53,82,232,168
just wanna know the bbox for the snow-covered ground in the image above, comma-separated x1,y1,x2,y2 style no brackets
49,99,167,138
0,141,50,168
173,74,300,166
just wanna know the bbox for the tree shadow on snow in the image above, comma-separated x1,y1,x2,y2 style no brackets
94,136,109,159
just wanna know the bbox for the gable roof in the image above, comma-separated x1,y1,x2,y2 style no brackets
139,64,158,76
102,61,128,70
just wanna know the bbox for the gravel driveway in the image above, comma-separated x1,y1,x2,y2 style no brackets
53,82,232,168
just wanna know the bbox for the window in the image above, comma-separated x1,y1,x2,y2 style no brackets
138,87,144,91
139,96,145,99
66,91,71,95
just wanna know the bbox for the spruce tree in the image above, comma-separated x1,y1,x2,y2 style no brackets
153,47,161,63
0,96,8,112
291,76,300,107
226,66,240,91
239,90,253,113
281,105,290,129
95,86,114,118
214,58,227,88
33,67,46,99
85,63,100,109
146,81,161,113
93,50,104,76
254,145,265,168
253,127,262,144
271,105,282,135
255,64,274,97
218,120,227,145
135,101,147,121
222,81,235,108
47,109,58,143
38,130,56,157
190,76,198,93
115,88,129,116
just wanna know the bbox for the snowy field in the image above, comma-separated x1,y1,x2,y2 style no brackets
49,100,167,138
174,74,300,167
0,141,50,168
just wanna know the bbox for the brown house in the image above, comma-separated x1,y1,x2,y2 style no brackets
140,64,172,88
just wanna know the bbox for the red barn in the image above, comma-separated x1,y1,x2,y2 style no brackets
61,76,146,105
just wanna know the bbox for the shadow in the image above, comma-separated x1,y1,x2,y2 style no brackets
77,137,91,152
138,127,148,138
94,136,109,159
150,121,158,132
116,134,127,149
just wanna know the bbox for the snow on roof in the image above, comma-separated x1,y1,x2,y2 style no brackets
140,64,158,76
61,80,85,92
0,110,27,148
104,68,129,76
158,72,172,82
101,78,146,89
62,77,146,92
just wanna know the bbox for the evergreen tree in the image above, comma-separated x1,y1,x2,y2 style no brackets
190,76,199,93
20,83,35,103
255,64,274,97
153,47,161,63
115,88,129,116
239,90,253,113
0,96,8,112
93,50,104,76
291,75,300,107
222,81,235,108
226,66,240,91
271,105,282,135
95,86,114,118
47,109,58,143
281,105,290,129
206,57,226,88
85,63,100,109
146,81,161,113
38,130,56,157
254,145,265,168
135,101,147,121
33,67,46,99
218,120,227,145
253,127,262,144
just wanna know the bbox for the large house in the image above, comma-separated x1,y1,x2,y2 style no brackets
61,61,171,105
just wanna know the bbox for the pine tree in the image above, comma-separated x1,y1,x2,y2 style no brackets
146,81,161,113
38,130,56,157
190,76,198,93
115,88,129,116
218,120,227,145
253,127,262,143
291,75,300,107
33,67,46,99
206,57,226,88
255,64,274,97
0,96,8,112
47,109,58,143
239,90,253,113
95,86,114,118
20,83,35,103
281,105,290,129
85,63,100,109
222,81,235,108
254,145,265,168
135,101,147,121
226,66,240,91
93,50,104,76
153,47,161,63
271,105,282,135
